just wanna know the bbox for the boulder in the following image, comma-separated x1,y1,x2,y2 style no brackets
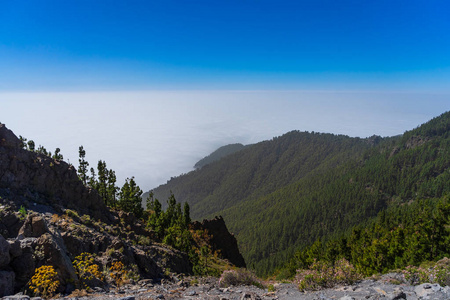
414,283,443,298
7,239,22,258
18,213,49,238
146,245,192,275
133,248,162,279
191,216,246,268
10,238,37,290
36,233,77,291
0,210,23,239
387,290,406,300
240,292,261,300
0,235,11,268
0,270,15,297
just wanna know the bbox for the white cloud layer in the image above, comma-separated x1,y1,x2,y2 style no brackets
1,90,449,191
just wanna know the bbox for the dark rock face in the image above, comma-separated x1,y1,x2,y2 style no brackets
0,209,22,239
36,233,78,291
0,124,247,297
0,270,15,297
192,216,246,268
0,124,21,149
10,238,36,290
0,235,11,268
0,123,108,222
18,213,49,238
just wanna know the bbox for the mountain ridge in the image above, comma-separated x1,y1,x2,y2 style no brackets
194,143,246,170
149,111,450,276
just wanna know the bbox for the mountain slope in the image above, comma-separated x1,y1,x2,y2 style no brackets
229,111,449,275
150,111,450,276
153,131,373,218
194,143,246,169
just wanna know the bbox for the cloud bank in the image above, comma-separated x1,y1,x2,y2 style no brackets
1,90,448,191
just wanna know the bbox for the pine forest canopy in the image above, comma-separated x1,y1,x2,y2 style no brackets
194,143,246,170
150,111,450,276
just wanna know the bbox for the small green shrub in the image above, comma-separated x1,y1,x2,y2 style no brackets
218,269,263,288
18,205,27,220
403,265,432,285
126,264,141,283
106,248,114,257
275,268,294,281
80,214,93,226
333,258,362,285
402,258,450,286
137,235,151,246
66,209,79,219
295,259,362,291
267,284,275,292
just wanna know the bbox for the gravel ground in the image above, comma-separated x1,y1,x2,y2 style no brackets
3,274,450,300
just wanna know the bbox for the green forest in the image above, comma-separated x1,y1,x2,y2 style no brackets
279,195,450,279
151,111,450,277
194,143,246,170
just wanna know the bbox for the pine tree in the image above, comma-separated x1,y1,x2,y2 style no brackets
183,202,191,227
36,145,49,156
27,140,35,152
107,169,118,206
118,177,143,218
97,160,108,204
88,167,97,188
19,135,28,150
77,146,89,185
52,148,63,160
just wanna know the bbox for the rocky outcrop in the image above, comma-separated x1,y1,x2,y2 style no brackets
10,237,36,291
0,123,108,222
0,124,247,297
0,235,11,268
192,216,246,268
0,209,196,296
18,212,49,238
0,124,21,149
36,233,78,290
0,270,15,297
405,135,430,149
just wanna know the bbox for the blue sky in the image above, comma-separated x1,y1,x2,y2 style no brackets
0,1,449,191
1,0,450,90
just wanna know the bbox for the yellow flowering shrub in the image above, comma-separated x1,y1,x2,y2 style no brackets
72,252,105,289
28,265,60,298
109,261,128,286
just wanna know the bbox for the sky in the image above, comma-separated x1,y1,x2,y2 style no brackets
0,1,450,191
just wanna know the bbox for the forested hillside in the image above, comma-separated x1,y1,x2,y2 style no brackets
194,143,246,169
150,111,450,276
153,131,374,217
276,111,450,278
